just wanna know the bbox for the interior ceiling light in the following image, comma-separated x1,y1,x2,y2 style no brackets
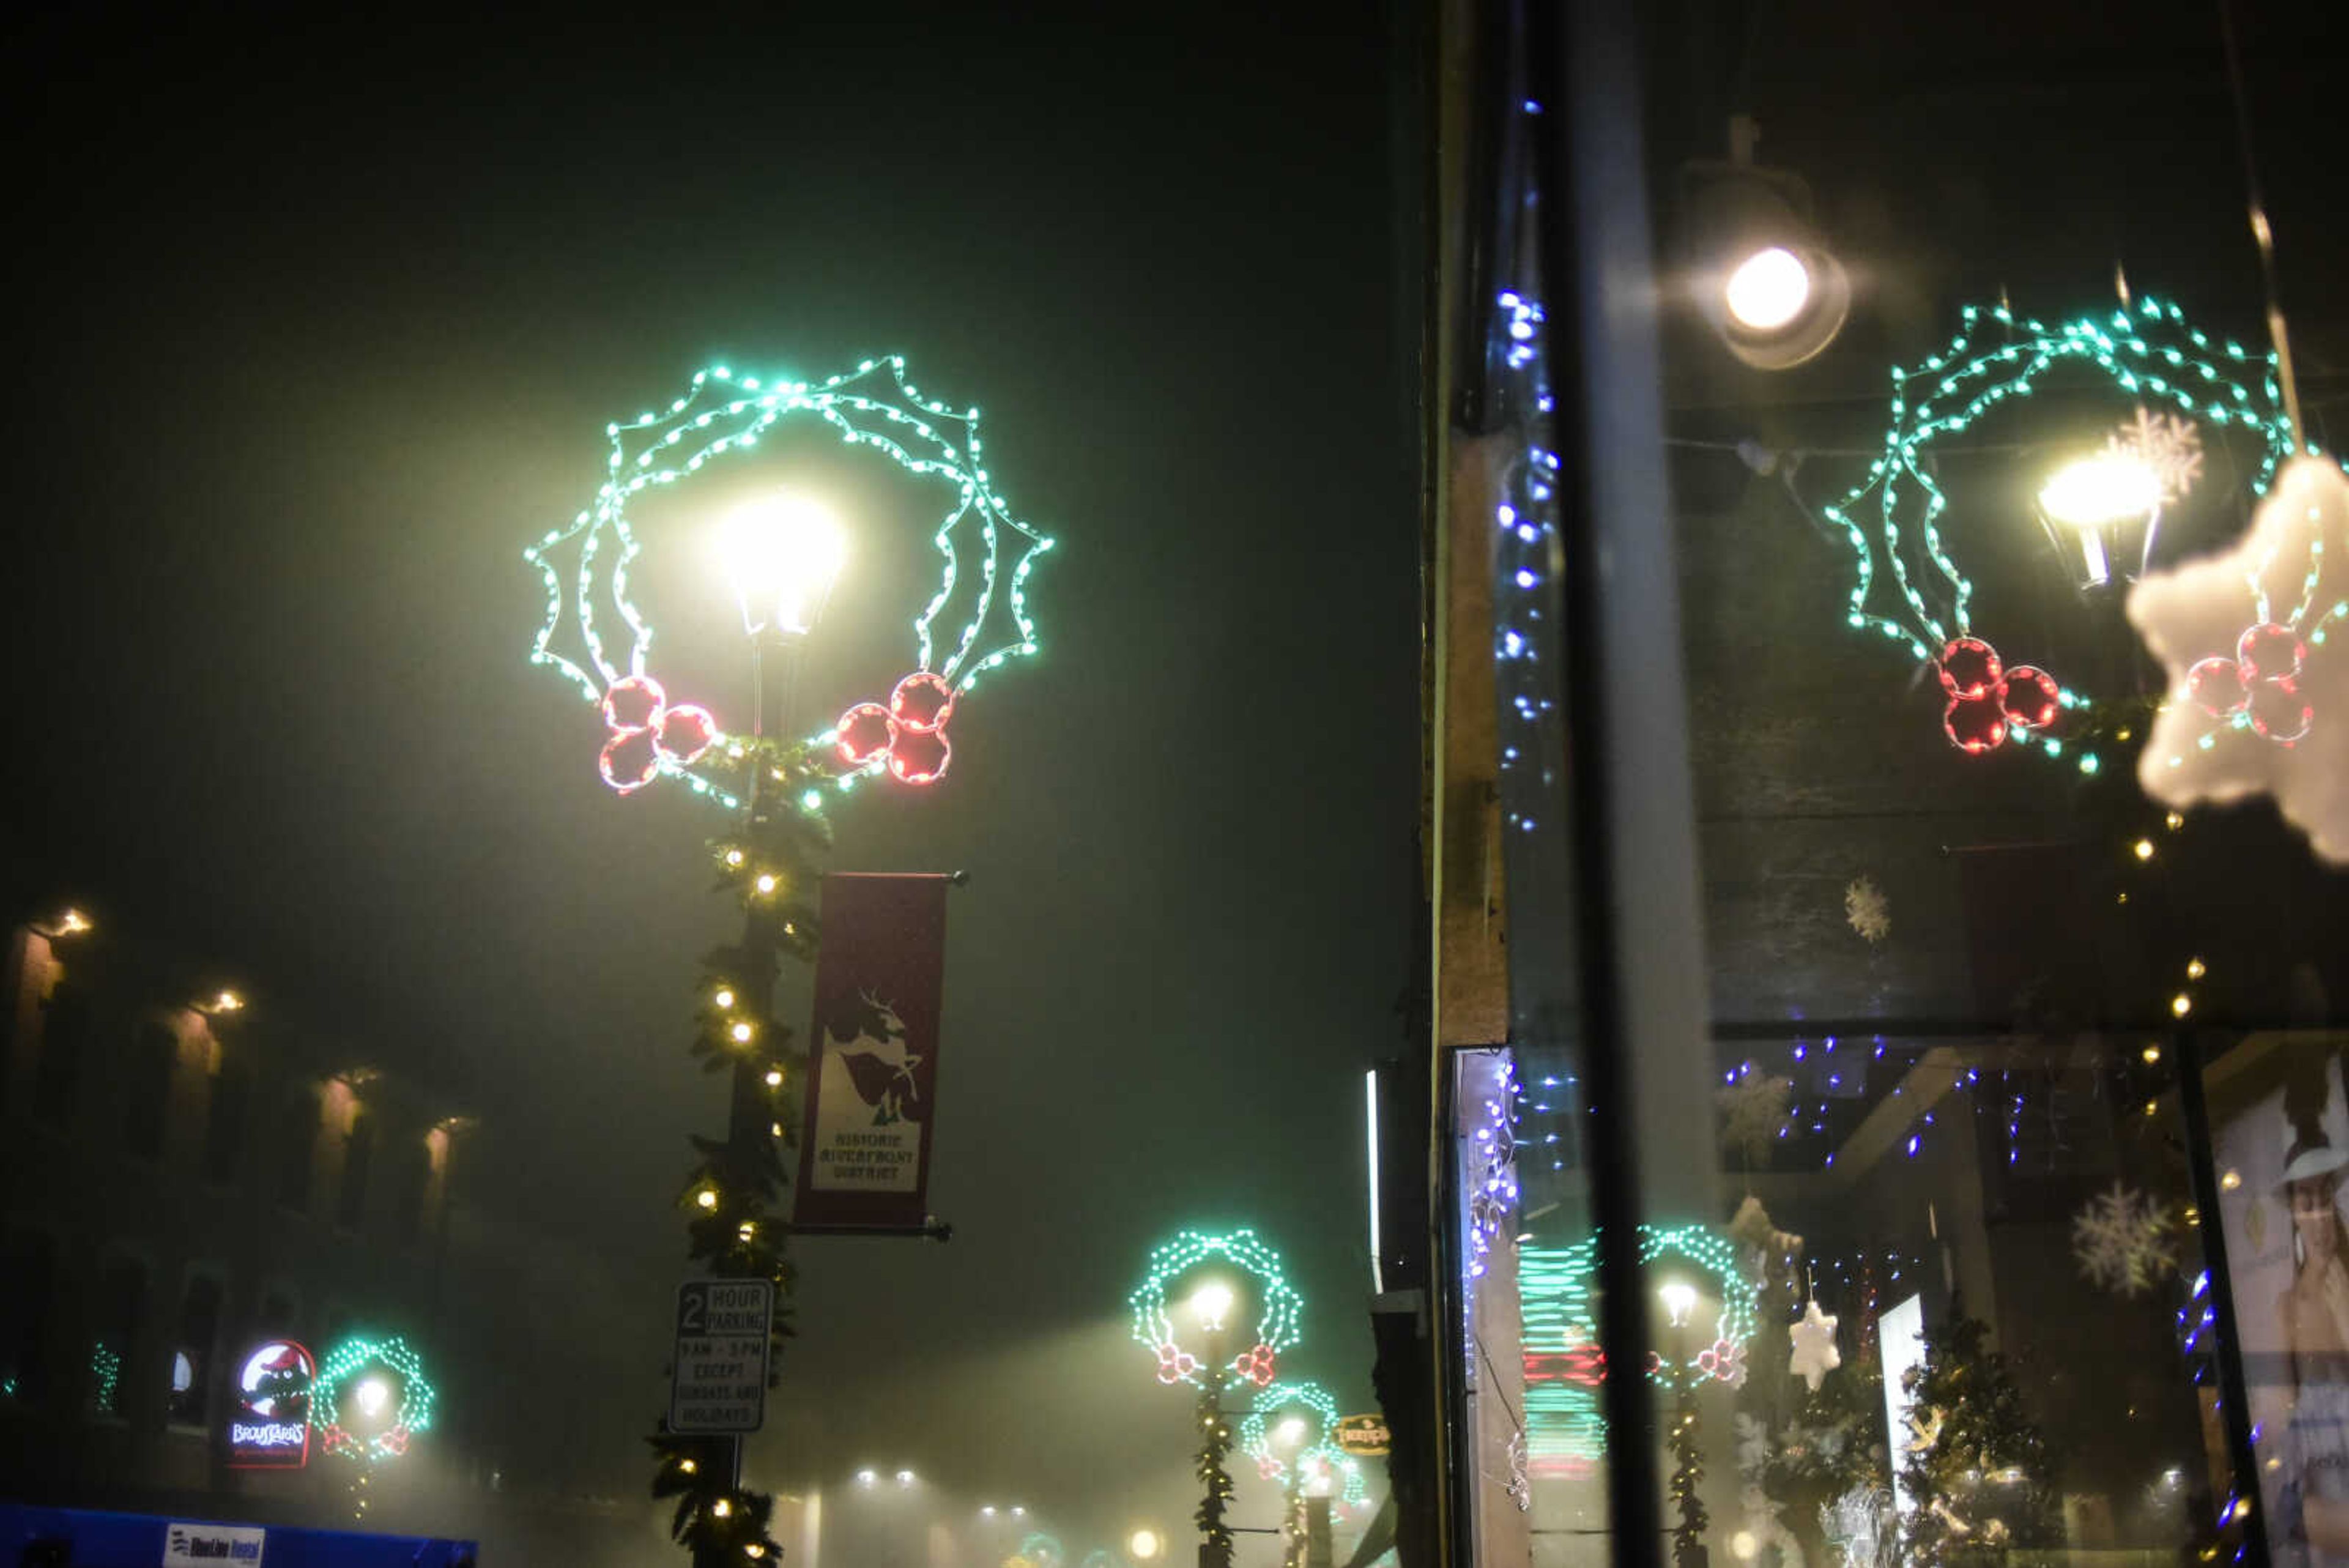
1682,120,1850,371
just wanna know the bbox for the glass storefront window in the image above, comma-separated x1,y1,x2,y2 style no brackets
1434,4,2349,1566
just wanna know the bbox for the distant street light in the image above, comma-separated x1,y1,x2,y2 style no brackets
896,1469,916,1487
856,1470,878,1488
1127,1529,1162,1562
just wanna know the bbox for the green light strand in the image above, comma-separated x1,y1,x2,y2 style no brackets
1128,1227,1307,1386
1827,294,2297,771
524,356,1056,807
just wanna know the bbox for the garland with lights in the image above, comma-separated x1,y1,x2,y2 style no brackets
1667,1394,1708,1568
310,1335,436,1465
646,739,829,1567
1195,1382,1238,1564
524,356,1054,806
1127,1228,1306,1389
1825,294,2295,768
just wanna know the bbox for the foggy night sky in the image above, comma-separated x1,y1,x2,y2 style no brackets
6,4,1418,1545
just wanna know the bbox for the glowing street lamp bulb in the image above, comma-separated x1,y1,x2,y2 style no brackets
982,1507,998,1518
1188,1280,1236,1330
354,1376,392,1418
897,1469,916,1485
1723,247,1811,333
1011,1507,1026,1518
856,1470,877,1487
2039,453,2161,528
1274,1416,1308,1447
1129,1529,1163,1561
721,492,846,637
1658,1280,1699,1327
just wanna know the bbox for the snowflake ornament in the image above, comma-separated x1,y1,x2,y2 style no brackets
2107,406,2206,507
1789,1299,1842,1392
2071,1181,2175,1296
523,356,1056,809
1844,875,1891,943
2130,455,2349,863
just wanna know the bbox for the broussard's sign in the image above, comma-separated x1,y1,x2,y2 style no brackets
228,1341,313,1470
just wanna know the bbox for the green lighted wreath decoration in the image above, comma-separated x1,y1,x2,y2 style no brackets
311,1334,436,1465
523,355,1055,807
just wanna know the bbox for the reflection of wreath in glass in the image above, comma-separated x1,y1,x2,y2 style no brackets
524,356,1056,808
1128,1228,1305,1389
1538,1223,1759,1394
1239,1380,1341,1479
311,1334,436,1464
1825,295,2295,770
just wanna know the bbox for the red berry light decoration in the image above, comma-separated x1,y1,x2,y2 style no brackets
1935,637,2062,756
599,675,720,794
836,671,960,786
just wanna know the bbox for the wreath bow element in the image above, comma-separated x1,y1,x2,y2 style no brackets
1936,637,2060,754
836,671,957,785
1233,1343,1278,1388
599,675,719,794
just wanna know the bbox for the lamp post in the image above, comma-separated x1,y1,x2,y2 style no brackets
1271,1416,1310,1568
1186,1280,1238,1568
1659,1280,1709,1568
710,492,845,1499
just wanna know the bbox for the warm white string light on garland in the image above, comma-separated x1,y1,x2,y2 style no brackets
524,356,1055,806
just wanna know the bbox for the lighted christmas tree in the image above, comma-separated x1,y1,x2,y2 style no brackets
1897,1309,2058,1564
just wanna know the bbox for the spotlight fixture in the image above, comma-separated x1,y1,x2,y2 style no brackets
1682,118,1850,371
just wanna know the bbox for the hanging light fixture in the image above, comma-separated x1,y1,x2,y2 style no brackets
1681,119,1851,371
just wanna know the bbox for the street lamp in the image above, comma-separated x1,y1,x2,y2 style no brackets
2038,450,2163,587
1127,1529,1162,1562
720,491,845,639
1188,1280,1236,1334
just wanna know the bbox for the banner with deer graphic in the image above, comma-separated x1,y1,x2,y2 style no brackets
795,872,952,1230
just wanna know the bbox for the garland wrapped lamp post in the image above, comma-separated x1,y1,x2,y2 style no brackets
1129,1230,1305,1568
522,357,1056,1567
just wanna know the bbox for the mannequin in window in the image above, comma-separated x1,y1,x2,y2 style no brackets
2278,1132,2349,1561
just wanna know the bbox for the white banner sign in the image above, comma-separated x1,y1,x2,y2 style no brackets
165,1522,266,1564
